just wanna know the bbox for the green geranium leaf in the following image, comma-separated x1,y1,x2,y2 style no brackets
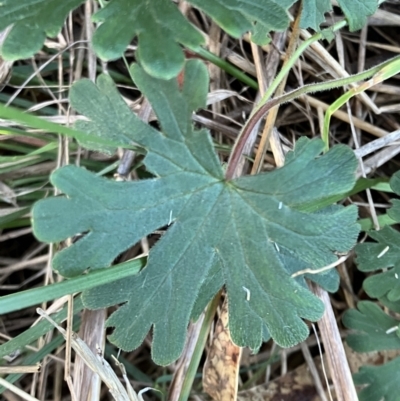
353,356,400,401
355,172,400,301
91,0,203,80
300,0,378,31
300,0,331,30
336,0,378,32
356,226,400,301
190,0,295,38
250,22,272,46
92,0,298,78
379,295,400,314
0,0,378,78
387,172,400,222
0,0,85,60
32,60,359,365
343,301,400,353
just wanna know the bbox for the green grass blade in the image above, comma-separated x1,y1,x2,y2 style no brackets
0,258,144,314
0,319,81,394
0,297,84,359
0,103,135,150
0,207,30,229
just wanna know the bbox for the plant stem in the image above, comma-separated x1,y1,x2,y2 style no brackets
323,56,400,151
252,6,303,174
225,54,400,180
225,19,346,179
257,20,348,109
195,47,258,90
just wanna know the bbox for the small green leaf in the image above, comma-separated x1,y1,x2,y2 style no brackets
356,226,400,301
353,356,400,401
0,0,85,60
300,0,378,32
300,0,331,30
343,301,400,352
387,172,400,221
33,60,359,365
0,0,378,79
366,270,400,302
336,0,378,31
379,295,400,314
250,22,272,46
91,0,203,79
189,0,295,38
354,171,400,299
389,172,400,193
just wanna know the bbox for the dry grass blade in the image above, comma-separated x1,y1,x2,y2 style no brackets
252,5,302,173
0,377,41,401
36,308,135,401
72,309,106,401
0,28,13,92
237,344,400,401
0,364,41,374
310,285,358,401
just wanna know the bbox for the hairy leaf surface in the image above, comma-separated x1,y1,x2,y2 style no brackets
33,60,359,365
343,301,400,353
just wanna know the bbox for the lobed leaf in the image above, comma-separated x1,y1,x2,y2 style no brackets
0,0,379,78
387,172,400,221
0,0,85,60
355,172,400,301
189,0,295,38
336,0,378,31
300,0,332,30
379,295,400,314
343,301,400,353
353,356,400,401
92,0,299,77
0,0,297,78
300,0,378,31
91,0,203,79
33,60,359,365
356,226,400,301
